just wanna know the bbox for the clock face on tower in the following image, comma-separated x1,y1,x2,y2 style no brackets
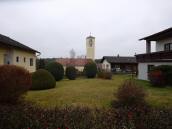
89,39,93,47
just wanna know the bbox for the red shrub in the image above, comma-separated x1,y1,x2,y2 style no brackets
149,70,166,87
0,65,31,104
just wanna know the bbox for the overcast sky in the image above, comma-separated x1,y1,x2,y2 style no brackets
0,0,172,58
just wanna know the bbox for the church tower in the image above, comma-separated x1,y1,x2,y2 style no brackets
86,35,95,60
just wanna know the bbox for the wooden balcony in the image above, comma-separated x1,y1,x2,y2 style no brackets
136,51,172,62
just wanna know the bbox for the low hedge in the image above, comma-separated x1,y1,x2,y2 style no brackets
0,103,172,129
97,71,112,80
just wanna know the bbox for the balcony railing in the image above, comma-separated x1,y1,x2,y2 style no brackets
136,51,172,62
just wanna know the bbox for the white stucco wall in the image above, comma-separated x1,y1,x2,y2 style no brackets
138,62,172,80
12,49,36,73
102,59,111,71
0,46,36,73
156,37,172,52
63,66,84,72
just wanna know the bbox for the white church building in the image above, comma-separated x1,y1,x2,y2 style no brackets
136,28,172,80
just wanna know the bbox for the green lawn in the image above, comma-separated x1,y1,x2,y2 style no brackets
25,75,172,108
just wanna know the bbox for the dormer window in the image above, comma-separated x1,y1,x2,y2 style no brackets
164,43,172,51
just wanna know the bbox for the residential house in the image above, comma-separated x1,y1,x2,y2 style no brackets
136,28,172,80
0,34,40,72
100,56,137,73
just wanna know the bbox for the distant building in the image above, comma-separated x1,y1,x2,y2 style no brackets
0,34,40,72
56,58,90,71
136,28,172,80
57,35,95,71
100,56,137,73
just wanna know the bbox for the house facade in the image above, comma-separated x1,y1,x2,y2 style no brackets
136,28,172,80
0,34,39,72
100,56,137,73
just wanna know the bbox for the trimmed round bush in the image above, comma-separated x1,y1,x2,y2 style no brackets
84,62,97,78
66,66,77,80
46,62,64,81
114,80,146,107
0,65,31,104
31,69,56,90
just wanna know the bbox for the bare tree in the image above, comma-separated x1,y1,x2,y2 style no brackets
69,49,76,58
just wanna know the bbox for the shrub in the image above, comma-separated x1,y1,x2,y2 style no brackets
46,62,64,81
114,80,146,107
149,70,166,87
0,65,31,104
84,62,97,78
149,65,172,87
1,103,172,129
97,71,112,80
76,70,85,77
31,69,56,90
66,66,77,80
104,72,112,79
97,71,104,78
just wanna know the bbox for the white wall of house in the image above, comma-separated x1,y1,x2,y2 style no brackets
102,59,111,71
156,37,172,52
138,62,172,80
0,47,36,73
12,49,36,73
63,66,84,72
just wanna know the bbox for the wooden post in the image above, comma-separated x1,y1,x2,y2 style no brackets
146,40,151,53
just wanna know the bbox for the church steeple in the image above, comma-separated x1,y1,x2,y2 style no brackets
86,35,95,60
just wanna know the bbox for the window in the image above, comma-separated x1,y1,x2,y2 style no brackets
106,64,109,69
16,56,19,62
148,65,154,73
24,57,26,63
30,58,33,66
164,43,172,51
115,65,120,68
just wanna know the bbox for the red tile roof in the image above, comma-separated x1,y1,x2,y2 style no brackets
56,58,90,67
